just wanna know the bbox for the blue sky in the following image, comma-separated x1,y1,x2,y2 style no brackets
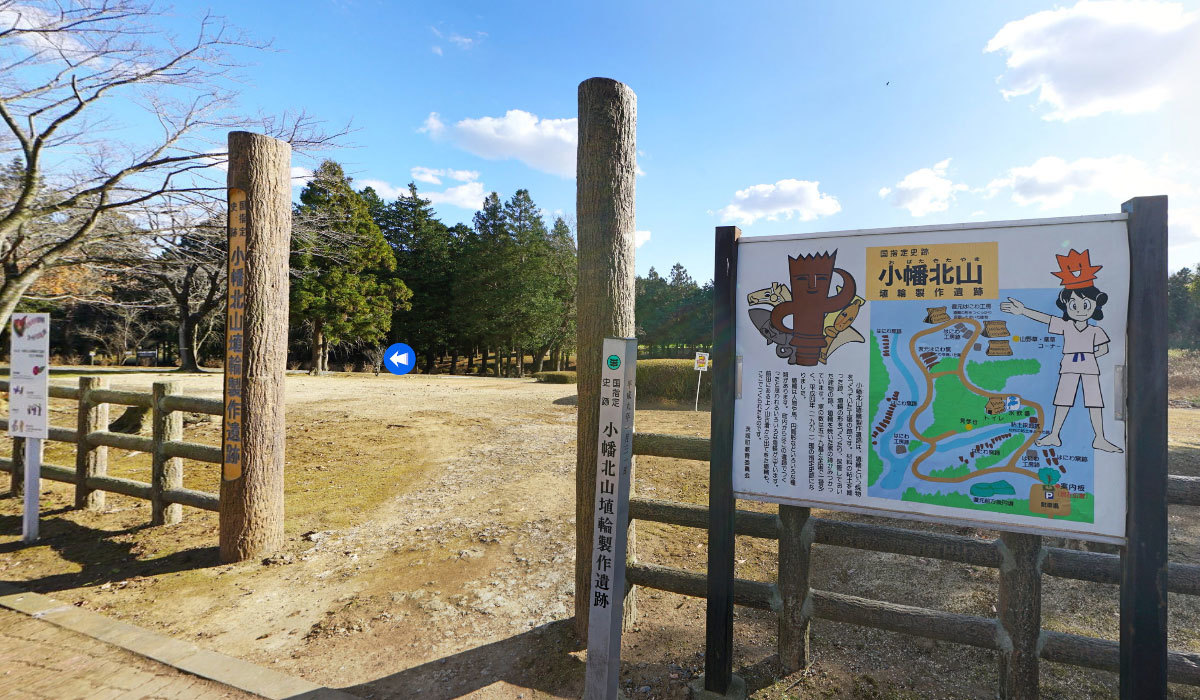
166,0,1200,279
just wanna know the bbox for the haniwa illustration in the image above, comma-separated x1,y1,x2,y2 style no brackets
1000,249,1122,453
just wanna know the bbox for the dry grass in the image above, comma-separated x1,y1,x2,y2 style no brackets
1171,350,1200,403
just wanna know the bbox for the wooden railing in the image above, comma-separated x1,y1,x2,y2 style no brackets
1,377,222,523
627,431,1200,691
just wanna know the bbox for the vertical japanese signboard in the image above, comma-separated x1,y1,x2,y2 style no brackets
584,337,637,700
733,215,1130,543
8,313,49,439
223,188,247,481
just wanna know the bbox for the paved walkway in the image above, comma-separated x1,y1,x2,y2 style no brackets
0,608,255,699
0,583,356,700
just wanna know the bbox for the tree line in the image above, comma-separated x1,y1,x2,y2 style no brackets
1168,265,1200,349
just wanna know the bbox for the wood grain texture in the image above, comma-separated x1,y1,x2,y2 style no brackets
151,381,183,525
574,77,637,638
778,505,812,673
706,225,740,693
75,377,109,510
998,533,1042,699
1120,195,1169,699
220,131,291,563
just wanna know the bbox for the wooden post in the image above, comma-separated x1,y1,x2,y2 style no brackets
151,381,183,525
75,376,109,510
220,131,291,563
778,504,812,674
1120,195,1169,698
998,532,1042,699
706,224,741,694
9,436,24,497
575,77,637,639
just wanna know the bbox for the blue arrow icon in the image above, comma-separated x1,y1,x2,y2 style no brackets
384,342,416,376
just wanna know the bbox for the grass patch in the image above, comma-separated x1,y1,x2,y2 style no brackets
533,371,577,384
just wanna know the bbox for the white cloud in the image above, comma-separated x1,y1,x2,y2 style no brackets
717,179,841,226
358,177,485,211
880,159,968,217
635,230,651,248
985,0,1200,120
410,167,479,185
431,46,443,56
983,155,1188,208
425,181,486,210
448,33,476,49
291,167,313,189
421,110,576,177
358,179,407,199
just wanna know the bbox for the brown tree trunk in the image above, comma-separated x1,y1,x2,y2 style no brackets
309,321,324,375
449,349,459,374
178,311,201,372
220,131,290,563
575,77,637,638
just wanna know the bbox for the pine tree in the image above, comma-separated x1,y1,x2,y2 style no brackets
291,161,410,374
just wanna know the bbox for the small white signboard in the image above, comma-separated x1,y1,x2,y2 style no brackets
584,337,637,700
9,312,49,543
694,352,710,371
9,313,49,439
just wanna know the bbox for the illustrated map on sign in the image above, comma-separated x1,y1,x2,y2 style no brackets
867,289,1107,523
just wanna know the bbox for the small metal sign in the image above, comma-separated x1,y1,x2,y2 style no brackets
694,352,710,371
10,312,49,542
584,337,637,700
223,187,248,481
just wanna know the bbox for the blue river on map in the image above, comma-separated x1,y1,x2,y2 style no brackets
868,289,1101,503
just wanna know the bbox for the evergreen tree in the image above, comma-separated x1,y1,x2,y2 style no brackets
291,161,410,374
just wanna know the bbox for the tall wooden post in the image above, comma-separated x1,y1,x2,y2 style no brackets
151,381,183,525
75,376,109,510
575,77,637,639
220,131,291,563
1120,195,1168,698
998,532,1042,699
705,225,741,695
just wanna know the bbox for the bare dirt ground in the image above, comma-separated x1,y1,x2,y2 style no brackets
1,370,1198,699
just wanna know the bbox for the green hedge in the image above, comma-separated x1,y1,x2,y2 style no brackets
636,359,711,403
533,371,577,384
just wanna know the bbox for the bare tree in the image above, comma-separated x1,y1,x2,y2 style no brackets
77,303,155,363
0,0,338,332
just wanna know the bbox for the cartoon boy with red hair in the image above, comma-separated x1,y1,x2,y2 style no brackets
1000,249,1123,453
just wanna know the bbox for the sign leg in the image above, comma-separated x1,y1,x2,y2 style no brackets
22,437,41,542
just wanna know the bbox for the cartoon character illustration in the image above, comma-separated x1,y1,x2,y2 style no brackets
746,281,791,307
766,251,858,366
1000,249,1122,453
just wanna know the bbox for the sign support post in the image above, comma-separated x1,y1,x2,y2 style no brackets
22,437,41,542
1119,195,1168,699
698,226,744,698
583,337,637,700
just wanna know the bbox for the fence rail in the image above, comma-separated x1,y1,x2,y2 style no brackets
1,377,222,520
628,431,1200,689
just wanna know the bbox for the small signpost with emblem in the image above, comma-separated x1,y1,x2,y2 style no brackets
9,313,49,542
694,351,710,411
584,337,637,700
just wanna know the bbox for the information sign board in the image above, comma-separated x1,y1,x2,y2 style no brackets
9,313,49,439
695,352,710,371
733,215,1130,542
584,337,636,700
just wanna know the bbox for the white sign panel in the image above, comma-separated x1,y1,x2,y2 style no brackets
584,337,636,700
9,313,50,439
733,215,1129,543
695,352,710,371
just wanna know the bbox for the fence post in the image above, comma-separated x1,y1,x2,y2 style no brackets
575,77,637,639
9,436,25,497
998,532,1042,699
75,376,109,510
778,504,812,673
151,381,183,525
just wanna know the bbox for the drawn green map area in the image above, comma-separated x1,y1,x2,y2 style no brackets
867,293,1097,524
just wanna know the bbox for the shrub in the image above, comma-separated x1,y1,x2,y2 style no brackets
636,359,711,403
534,371,577,384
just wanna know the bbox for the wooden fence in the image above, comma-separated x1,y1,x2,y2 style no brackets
626,431,1200,691
1,377,223,524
